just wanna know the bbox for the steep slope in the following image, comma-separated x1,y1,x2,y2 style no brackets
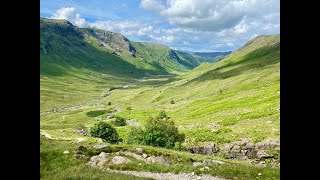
130,42,194,74
40,18,148,111
40,18,199,111
174,50,201,68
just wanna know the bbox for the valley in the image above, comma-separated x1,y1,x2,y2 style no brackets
40,18,280,180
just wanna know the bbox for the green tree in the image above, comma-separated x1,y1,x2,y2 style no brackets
113,116,127,126
126,127,145,144
89,122,121,143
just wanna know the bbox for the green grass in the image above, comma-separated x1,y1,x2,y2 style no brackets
40,19,280,179
41,135,279,180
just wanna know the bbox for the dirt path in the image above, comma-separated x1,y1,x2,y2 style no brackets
104,169,225,180
40,130,72,140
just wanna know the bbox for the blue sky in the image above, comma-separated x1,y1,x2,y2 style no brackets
40,0,280,52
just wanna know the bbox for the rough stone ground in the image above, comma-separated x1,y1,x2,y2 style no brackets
104,169,226,180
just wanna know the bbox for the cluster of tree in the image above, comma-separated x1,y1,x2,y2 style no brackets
89,111,185,150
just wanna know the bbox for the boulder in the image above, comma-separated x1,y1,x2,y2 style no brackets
203,144,217,155
142,153,148,158
63,150,70,154
257,151,274,159
94,144,108,149
245,143,255,150
122,151,144,161
98,152,110,158
112,156,131,164
97,159,108,167
146,156,170,165
135,148,144,154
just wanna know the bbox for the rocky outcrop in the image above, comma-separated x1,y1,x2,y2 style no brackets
112,156,132,164
187,139,279,165
94,144,108,149
146,156,170,165
83,28,136,57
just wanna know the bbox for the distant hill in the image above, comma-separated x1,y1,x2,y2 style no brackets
192,51,232,63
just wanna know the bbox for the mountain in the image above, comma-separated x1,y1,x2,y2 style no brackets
40,18,200,110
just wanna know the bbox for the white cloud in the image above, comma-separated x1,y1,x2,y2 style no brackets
51,7,87,27
140,0,165,11
140,0,279,32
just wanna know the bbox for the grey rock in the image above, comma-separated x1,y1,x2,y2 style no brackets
146,156,170,165
122,151,144,161
94,144,108,149
75,154,86,159
97,159,108,167
257,151,274,159
192,162,203,167
135,148,144,154
112,156,131,164
142,153,148,158
98,152,110,158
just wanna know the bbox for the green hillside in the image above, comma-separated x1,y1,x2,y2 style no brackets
40,18,197,111
40,18,279,179
103,34,280,145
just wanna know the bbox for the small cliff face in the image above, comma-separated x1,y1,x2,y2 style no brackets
83,28,136,57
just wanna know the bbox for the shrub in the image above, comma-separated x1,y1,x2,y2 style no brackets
144,117,184,148
112,116,127,127
89,122,121,143
126,106,132,110
157,110,169,120
173,142,187,151
107,102,112,106
126,127,145,144
170,100,175,104
125,111,184,148
86,110,107,117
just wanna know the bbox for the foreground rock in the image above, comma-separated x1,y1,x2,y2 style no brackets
187,138,280,166
146,156,170,165
94,144,108,149
87,152,110,168
112,156,131,164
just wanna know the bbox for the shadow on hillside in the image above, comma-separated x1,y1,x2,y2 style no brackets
178,42,280,87
40,32,173,79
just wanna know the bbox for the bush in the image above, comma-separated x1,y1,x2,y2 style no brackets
126,111,185,149
107,102,112,106
173,142,187,151
126,127,145,144
126,107,132,110
170,100,175,104
89,122,121,143
112,116,127,126
157,110,169,120
86,110,107,117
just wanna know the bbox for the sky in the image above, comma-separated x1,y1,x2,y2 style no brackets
40,0,280,52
